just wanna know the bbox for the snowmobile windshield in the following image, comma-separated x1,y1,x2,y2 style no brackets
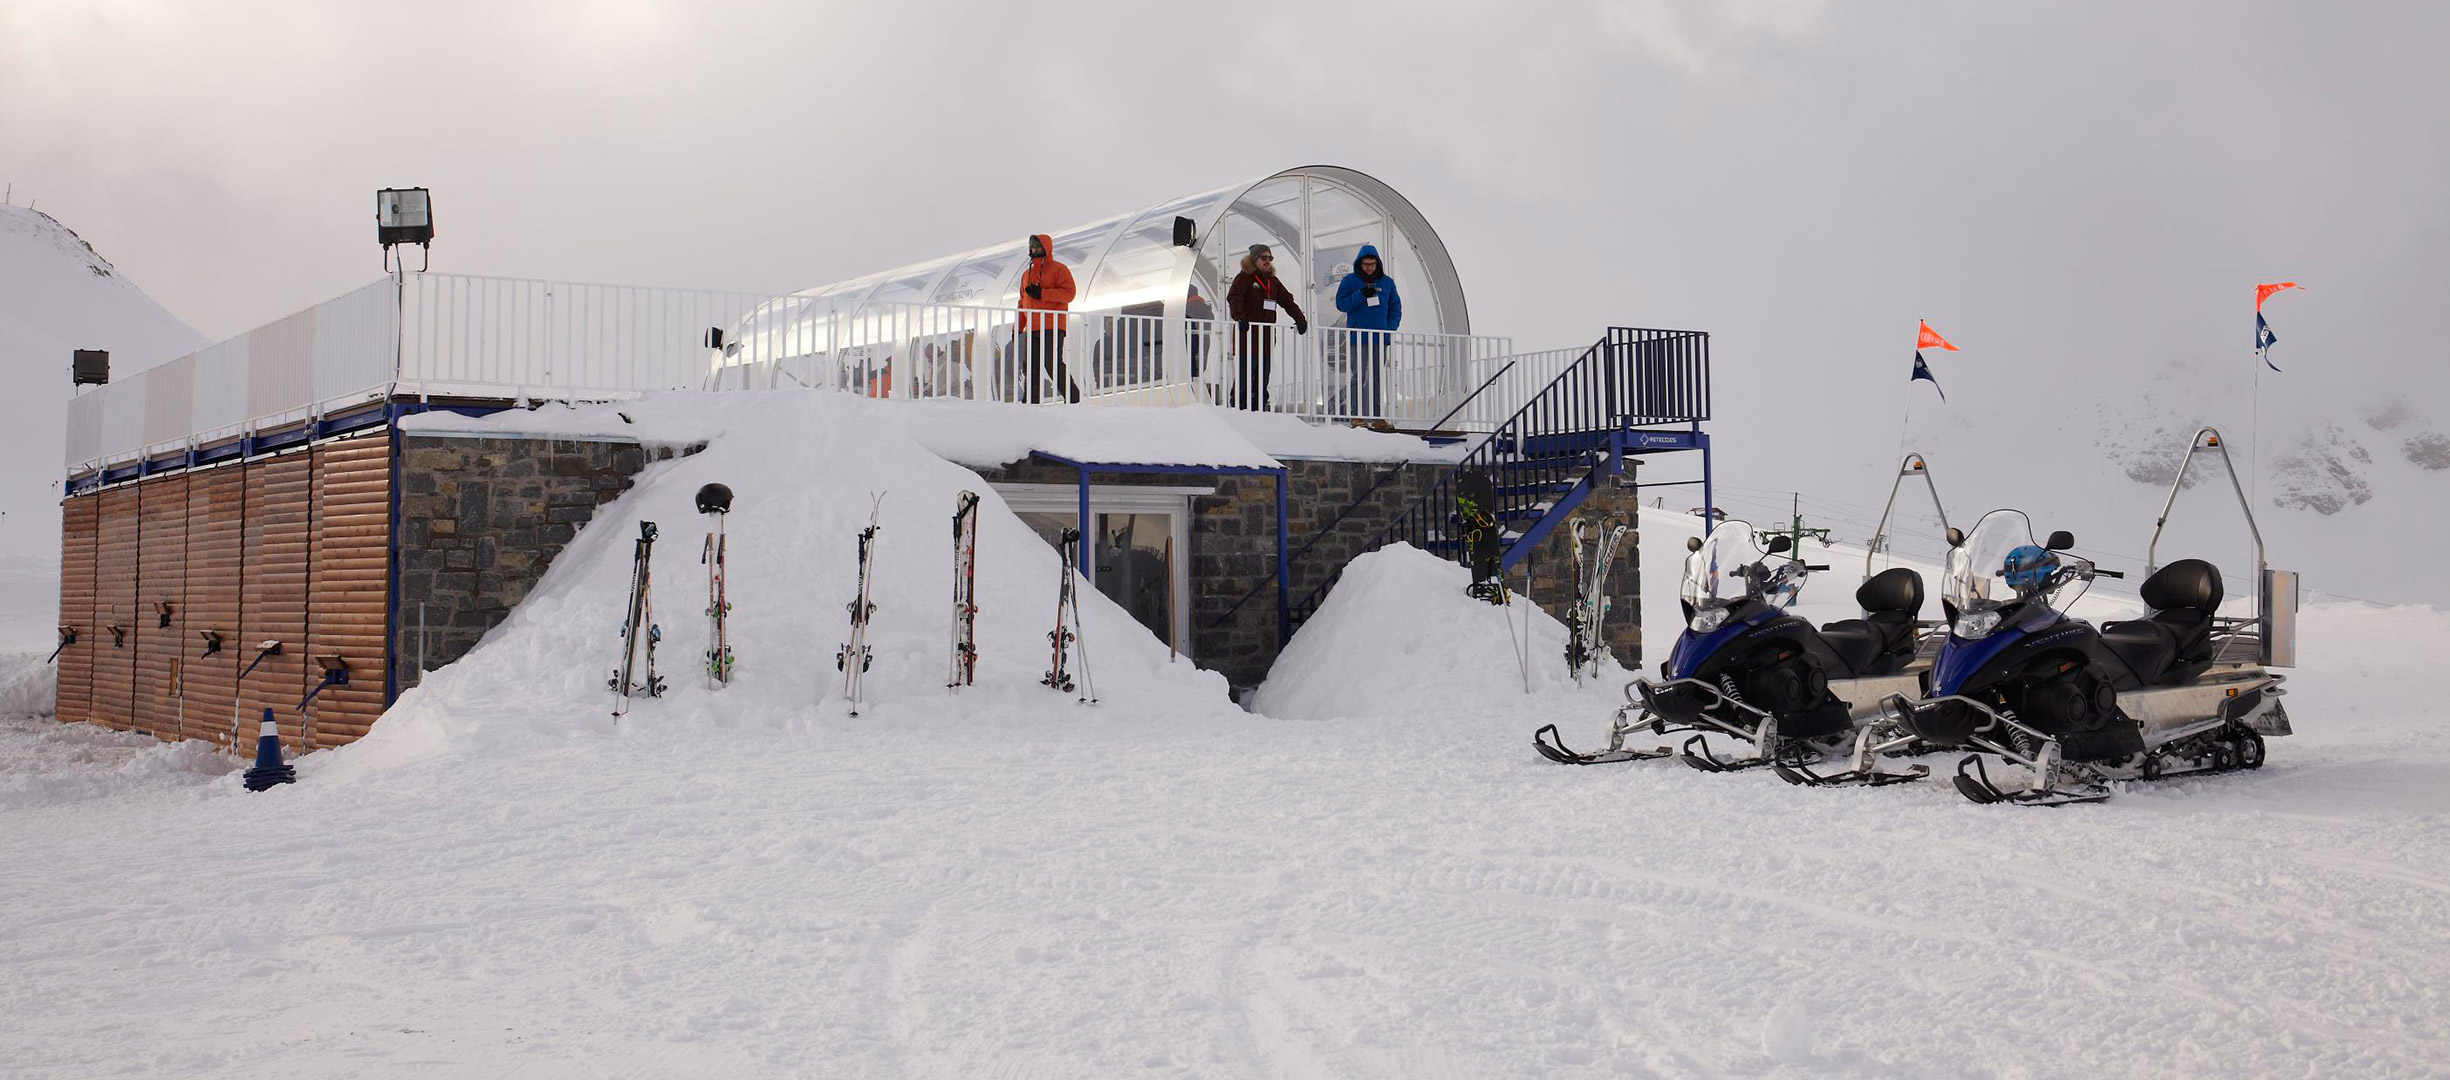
1681,520,1799,610
1944,509,2055,613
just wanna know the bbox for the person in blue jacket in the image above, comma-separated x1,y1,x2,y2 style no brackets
1334,244,1403,419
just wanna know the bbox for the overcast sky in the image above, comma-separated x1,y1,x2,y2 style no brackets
6,0,2446,515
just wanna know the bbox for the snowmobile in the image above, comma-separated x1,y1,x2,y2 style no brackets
1535,518,1936,772
1802,430,2298,805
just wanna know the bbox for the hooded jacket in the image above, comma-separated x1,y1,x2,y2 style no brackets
1017,233,1077,332
1333,244,1403,333
1227,251,1308,331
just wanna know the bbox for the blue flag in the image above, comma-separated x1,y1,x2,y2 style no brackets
2255,312,2281,372
1910,350,1945,400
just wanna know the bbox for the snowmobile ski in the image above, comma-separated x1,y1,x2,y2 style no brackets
1532,723,1673,765
609,520,668,717
948,491,979,689
836,495,883,716
1042,527,1098,704
699,483,734,689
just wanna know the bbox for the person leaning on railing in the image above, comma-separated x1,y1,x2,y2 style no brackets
1334,243,1403,422
1226,243,1308,411
1017,233,1082,403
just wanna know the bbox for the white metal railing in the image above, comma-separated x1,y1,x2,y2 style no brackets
398,274,774,400
67,272,1540,473
709,299,1514,427
1454,346,1588,430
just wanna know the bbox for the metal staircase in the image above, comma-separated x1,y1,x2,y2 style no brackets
1287,326,1710,626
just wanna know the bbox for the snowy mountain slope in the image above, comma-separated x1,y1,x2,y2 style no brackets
2,392,2445,1076
0,204,206,650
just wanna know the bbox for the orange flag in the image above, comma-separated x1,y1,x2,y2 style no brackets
1915,320,1959,352
2254,281,2299,310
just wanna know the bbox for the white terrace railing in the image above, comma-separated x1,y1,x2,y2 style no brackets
707,297,1512,427
66,272,1523,472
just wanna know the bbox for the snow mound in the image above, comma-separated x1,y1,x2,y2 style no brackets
329,390,1242,776
1250,543,1628,720
0,649,58,719
0,204,207,649
0,713,233,811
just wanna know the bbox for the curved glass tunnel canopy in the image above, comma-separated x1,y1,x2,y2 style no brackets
731,165,1468,358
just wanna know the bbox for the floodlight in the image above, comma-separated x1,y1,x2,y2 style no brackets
376,187,435,271
1172,216,1196,248
73,349,109,386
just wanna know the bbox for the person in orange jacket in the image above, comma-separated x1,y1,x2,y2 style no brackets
1225,243,1307,411
1015,233,1080,403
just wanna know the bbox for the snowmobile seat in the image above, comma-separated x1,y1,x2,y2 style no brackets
1815,620,1886,678
2100,559,2224,685
1816,569,1926,677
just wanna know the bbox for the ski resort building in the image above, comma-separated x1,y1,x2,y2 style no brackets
53,165,1712,750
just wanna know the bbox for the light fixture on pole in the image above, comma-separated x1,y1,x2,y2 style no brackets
376,188,435,272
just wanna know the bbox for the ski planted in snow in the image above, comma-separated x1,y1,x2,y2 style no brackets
948,490,980,688
836,494,883,716
1042,527,1098,704
1565,516,1629,682
698,483,734,689
609,520,668,717
1455,468,1507,605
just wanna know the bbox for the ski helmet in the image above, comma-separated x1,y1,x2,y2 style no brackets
695,482,734,514
2001,545,2057,592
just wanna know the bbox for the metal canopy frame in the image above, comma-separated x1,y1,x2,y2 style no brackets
1866,450,1950,582
2144,426,2293,666
1029,451,1293,646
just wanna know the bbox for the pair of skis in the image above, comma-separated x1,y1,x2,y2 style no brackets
609,521,668,716
1042,527,1098,704
1566,517,1629,683
837,495,885,716
610,486,737,718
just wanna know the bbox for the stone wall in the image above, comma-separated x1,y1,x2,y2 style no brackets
954,453,1652,694
1514,467,1647,675
392,435,696,691
973,457,1448,691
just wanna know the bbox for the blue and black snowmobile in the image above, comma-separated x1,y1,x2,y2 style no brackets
1783,434,2297,805
1803,426,2293,803
1535,518,1937,771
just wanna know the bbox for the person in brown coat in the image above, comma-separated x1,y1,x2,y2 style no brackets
1016,233,1081,403
1225,243,1307,411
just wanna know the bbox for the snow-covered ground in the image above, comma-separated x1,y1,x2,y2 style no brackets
2,388,2445,1078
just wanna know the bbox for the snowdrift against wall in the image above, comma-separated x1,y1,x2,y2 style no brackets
1250,543,1629,721
336,391,1245,775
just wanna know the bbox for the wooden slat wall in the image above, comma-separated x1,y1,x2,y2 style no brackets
240,453,312,751
185,467,247,747
306,435,391,747
134,475,188,740
55,497,99,726
91,486,140,731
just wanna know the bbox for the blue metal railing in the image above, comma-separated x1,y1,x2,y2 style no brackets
1285,326,1709,625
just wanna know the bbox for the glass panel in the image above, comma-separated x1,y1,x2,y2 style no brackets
863,259,957,307
1307,183,1378,238
1093,512,1174,648
1081,228,1184,313
931,248,1023,307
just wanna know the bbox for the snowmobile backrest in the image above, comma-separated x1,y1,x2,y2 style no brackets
1856,567,1924,618
2141,558,2223,614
